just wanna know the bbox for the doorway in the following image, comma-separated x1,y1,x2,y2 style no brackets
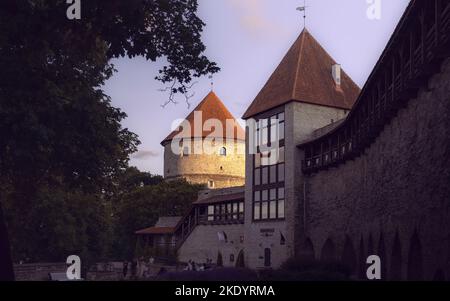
264,248,271,267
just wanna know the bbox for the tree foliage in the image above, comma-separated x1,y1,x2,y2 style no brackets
3,188,112,264
112,178,203,260
0,0,218,279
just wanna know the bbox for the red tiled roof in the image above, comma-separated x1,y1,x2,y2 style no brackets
243,29,361,119
161,91,245,145
135,227,175,235
193,192,245,205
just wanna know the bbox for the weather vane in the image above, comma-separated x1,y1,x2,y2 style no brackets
296,0,307,28
208,74,214,91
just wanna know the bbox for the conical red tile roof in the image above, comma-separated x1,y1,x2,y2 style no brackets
161,91,245,145
243,29,360,119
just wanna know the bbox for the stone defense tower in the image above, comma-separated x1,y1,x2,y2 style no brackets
161,91,246,189
241,28,360,269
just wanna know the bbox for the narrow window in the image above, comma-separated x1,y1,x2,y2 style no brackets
280,233,286,245
254,202,261,220
264,248,271,267
278,147,285,163
278,199,285,219
270,165,277,184
208,205,214,221
239,202,244,220
262,167,269,185
232,203,238,220
255,168,261,186
220,147,227,156
269,201,277,219
278,164,285,182
261,202,268,219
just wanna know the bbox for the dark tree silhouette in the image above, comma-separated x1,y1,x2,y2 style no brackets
0,0,219,280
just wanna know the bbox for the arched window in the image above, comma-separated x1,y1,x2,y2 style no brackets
220,147,227,156
217,252,223,267
236,250,245,268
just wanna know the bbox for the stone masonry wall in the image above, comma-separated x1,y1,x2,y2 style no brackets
178,224,245,267
243,103,348,269
164,139,245,189
302,58,450,280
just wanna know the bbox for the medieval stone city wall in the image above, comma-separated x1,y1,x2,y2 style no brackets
288,102,350,258
301,58,450,280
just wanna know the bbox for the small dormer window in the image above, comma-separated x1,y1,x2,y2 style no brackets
332,64,341,86
208,180,215,189
220,147,227,156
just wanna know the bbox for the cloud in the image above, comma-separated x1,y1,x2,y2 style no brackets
132,150,159,160
227,0,285,37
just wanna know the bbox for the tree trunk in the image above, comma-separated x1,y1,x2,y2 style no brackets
0,202,14,281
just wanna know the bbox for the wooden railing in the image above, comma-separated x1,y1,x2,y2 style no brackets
175,207,198,249
174,203,245,249
301,0,450,174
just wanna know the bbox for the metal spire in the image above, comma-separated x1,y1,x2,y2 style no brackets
208,74,214,91
296,0,307,28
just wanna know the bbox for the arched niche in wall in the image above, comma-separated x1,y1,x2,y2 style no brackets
300,238,315,262
378,232,387,280
367,233,374,256
358,235,366,279
321,238,336,262
390,231,402,281
407,230,423,281
217,251,223,267
236,250,245,268
341,235,357,276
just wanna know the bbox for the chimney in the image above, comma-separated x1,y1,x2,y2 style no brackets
332,64,341,87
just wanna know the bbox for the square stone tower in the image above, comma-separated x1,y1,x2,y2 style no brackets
241,29,360,269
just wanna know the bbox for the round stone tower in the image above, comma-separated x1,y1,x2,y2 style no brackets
161,91,245,189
